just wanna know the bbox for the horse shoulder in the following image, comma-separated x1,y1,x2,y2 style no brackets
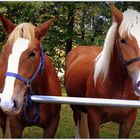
65,46,102,70
65,46,101,98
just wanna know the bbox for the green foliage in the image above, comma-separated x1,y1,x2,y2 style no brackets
0,2,139,71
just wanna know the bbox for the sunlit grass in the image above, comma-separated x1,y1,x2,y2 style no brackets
22,107,140,138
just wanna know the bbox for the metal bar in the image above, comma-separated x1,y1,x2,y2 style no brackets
31,95,140,108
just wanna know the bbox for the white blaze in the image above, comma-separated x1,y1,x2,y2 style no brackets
131,25,140,50
1,38,29,111
130,25,140,96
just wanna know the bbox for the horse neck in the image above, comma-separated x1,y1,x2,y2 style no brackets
107,45,129,90
32,55,61,96
32,64,48,95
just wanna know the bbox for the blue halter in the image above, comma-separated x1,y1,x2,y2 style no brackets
4,45,45,123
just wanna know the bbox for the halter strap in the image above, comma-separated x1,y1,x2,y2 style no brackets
115,40,140,67
5,72,29,84
125,57,140,66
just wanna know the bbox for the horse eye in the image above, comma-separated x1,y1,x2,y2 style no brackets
29,51,36,58
120,39,127,45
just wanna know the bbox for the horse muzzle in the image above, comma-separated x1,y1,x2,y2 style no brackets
0,95,21,115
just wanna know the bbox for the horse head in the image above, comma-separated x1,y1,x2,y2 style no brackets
0,13,55,115
111,5,140,96
94,4,140,97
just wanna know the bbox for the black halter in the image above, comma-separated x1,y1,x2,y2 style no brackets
115,40,140,67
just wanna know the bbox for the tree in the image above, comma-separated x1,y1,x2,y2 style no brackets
0,1,139,73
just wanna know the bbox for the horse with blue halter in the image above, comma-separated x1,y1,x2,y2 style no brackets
64,4,140,138
0,13,61,138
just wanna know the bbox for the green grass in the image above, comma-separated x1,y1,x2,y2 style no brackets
23,107,140,138
1,88,140,138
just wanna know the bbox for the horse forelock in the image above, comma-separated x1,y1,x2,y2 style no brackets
7,23,36,45
119,9,140,51
119,9,140,38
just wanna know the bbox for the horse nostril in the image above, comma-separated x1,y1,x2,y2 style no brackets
137,81,140,88
13,100,17,109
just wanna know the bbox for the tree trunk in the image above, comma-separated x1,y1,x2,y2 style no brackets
66,3,75,55
81,8,86,40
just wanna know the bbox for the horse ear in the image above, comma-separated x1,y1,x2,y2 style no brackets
37,17,55,37
110,4,123,24
0,13,16,34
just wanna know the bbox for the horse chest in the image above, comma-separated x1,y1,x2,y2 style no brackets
93,84,123,99
100,107,132,123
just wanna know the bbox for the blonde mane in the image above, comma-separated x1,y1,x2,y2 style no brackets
94,8,140,85
8,23,36,44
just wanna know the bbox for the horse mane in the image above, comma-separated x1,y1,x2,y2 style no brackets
94,8,140,85
8,23,36,44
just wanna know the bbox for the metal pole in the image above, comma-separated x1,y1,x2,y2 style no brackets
31,95,140,108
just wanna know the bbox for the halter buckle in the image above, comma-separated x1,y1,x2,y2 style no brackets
26,81,32,88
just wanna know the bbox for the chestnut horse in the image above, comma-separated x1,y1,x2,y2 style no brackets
64,5,140,138
0,13,61,138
